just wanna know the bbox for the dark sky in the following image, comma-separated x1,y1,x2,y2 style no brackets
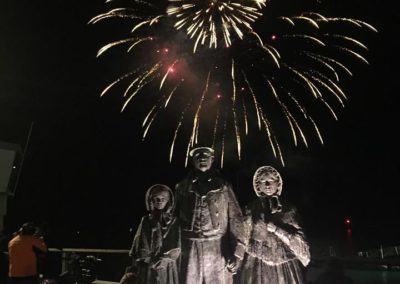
0,0,398,251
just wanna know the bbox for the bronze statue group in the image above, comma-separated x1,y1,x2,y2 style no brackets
125,147,310,284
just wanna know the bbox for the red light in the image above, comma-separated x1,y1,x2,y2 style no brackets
217,94,221,99
345,218,351,225
271,34,277,40
168,67,175,73
164,48,169,53
347,228,352,238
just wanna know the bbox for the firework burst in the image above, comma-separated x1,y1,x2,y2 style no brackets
166,0,265,52
90,0,377,167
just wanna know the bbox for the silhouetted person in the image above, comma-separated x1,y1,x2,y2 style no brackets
315,257,354,284
8,222,47,284
1,230,11,284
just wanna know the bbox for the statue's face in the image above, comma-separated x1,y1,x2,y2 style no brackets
192,150,214,172
254,172,279,197
150,191,170,210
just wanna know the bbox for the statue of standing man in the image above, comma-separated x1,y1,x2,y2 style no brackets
174,147,246,284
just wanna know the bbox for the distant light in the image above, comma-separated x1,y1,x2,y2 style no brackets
168,67,175,73
129,228,133,232
344,218,351,225
271,34,277,40
13,166,16,169
241,87,245,91
76,231,80,235
217,94,222,99
164,48,169,53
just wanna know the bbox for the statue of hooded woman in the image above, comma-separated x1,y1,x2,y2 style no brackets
237,166,310,284
129,184,181,284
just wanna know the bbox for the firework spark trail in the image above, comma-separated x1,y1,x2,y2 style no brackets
318,97,339,120
242,71,261,130
88,8,142,24
329,34,369,50
123,64,160,98
306,72,346,105
121,64,161,111
241,96,249,136
334,46,369,64
302,52,340,81
100,70,139,97
170,101,192,162
165,80,184,108
267,80,300,147
282,34,326,46
190,72,210,147
317,17,378,32
305,52,353,76
212,109,220,149
285,94,324,144
127,37,154,52
143,105,156,128
231,60,241,160
220,114,227,168
254,0,267,9
284,65,319,99
91,0,377,165
143,82,181,139
96,38,137,57
142,110,157,139
185,135,192,167
250,31,281,67
259,110,278,158
244,72,284,159
258,107,285,166
144,80,186,147
160,60,179,90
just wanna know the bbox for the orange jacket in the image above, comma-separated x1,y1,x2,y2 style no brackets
8,234,47,277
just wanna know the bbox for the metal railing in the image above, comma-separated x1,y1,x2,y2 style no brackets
4,245,400,284
46,248,131,283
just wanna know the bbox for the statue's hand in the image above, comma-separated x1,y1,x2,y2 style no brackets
254,219,268,232
226,257,242,274
152,257,170,270
137,257,150,265
266,222,277,233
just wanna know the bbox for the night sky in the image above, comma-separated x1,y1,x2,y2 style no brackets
0,0,398,253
